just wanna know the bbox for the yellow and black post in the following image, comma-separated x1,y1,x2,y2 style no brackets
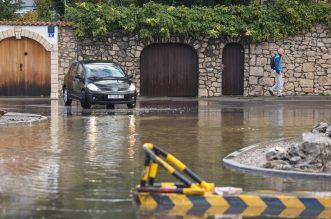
140,153,151,187
148,160,158,185
141,143,213,195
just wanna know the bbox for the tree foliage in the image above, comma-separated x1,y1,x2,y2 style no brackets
53,0,65,16
34,0,52,20
135,0,255,7
66,0,127,6
0,0,23,20
65,0,253,7
64,0,330,42
16,11,39,22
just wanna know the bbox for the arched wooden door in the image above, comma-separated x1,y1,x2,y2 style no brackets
140,43,198,97
222,43,244,95
0,37,50,96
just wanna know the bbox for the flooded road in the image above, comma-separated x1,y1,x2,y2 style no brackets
0,97,331,218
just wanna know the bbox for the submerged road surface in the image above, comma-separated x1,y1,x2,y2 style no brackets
0,96,331,218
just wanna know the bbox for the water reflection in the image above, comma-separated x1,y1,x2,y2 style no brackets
87,116,98,162
197,100,245,182
128,115,136,160
48,100,60,194
0,98,331,218
0,100,60,218
63,105,72,116
275,102,284,128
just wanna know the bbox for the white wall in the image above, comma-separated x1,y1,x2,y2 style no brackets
0,25,58,44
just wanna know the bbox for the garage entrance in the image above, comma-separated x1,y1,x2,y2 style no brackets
0,37,50,96
140,43,198,97
222,43,244,95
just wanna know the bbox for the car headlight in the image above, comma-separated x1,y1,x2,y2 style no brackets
128,83,136,91
87,83,101,92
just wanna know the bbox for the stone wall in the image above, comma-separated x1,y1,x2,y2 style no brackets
75,33,225,97
58,24,330,97
248,24,331,96
58,26,77,94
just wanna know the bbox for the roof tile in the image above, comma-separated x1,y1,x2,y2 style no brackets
0,21,71,26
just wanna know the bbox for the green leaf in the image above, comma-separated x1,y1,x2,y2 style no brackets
63,0,330,41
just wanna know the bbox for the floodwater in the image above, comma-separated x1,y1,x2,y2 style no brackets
0,96,331,219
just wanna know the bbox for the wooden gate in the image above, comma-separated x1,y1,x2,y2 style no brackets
140,43,198,97
222,43,244,95
0,37,50,96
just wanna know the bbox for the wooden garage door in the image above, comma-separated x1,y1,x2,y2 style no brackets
0,37,50,96
222,43,244,95
140,43,198,97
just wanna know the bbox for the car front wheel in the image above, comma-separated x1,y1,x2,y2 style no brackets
127,102,136,109
80,91,91,109
63,88,72,106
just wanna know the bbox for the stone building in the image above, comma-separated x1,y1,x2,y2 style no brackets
0,22,330,98
59,24,331,97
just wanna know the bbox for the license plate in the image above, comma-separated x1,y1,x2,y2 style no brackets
108,95,124,99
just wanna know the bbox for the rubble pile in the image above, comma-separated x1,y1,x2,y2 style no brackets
0,110,6,117
263,122,331,172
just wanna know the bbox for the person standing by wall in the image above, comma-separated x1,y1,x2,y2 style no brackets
268,48,285,97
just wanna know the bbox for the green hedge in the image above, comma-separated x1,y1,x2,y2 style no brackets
64,0,331,42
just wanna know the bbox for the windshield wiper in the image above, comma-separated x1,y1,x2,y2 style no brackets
101,76,125,80
87,76,102,81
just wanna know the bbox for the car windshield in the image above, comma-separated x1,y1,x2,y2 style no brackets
85,63,126,80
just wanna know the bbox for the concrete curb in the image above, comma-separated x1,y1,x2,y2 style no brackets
0,112,48,126
223,138,331,180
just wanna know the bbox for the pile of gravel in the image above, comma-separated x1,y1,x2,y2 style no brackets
0,112,47,126
0,110,6,117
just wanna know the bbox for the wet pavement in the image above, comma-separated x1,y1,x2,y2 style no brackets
0,96,331,218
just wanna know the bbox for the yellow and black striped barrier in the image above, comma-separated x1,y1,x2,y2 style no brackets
134,143,331,218
135,191,331,218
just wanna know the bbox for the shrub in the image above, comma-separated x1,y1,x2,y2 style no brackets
64,0,331,41
17,11,39,22
0,0,23,20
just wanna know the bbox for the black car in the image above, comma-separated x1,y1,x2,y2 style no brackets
63,61,137,109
